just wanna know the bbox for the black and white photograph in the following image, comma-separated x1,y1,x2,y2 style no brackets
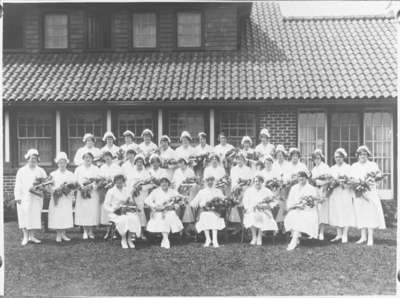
1,0,399,296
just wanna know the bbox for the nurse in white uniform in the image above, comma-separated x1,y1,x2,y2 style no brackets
175,131,197,165
240,136,257,169
190,175,226,248
48,152,76,243
100,132,120,162
149,154,168,183
351,145,386,246
213,132,235,172
158,135,178,181
14,149,48,245
242,175,278,246
103,174,142,249
310,149,331,240
120,130,139,161
145,175,184,249
203,154,226,183
328,148,356,243
73,133,102,166
74,151,102,239
255,128,275,161
284,171,319,251
272,145,290,225
286,147,309,183
99,150,121,238
138,129,158,162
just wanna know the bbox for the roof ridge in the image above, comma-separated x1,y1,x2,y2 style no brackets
283,12,395,22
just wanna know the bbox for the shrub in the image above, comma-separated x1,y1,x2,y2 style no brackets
4,192,17,222
381,199,397,228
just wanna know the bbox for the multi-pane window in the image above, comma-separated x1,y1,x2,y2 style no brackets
17,112,53,166
132,13,157,48
4,7,24,49
298,112,326,169
118,112,154,144
330,113,360,164
364,112,393,194
177,12,202,48
167,111,205,148
44,14,68,49
219,111,256,147
87,12,111,49
67,112,105,162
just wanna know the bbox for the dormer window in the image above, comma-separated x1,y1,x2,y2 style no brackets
132,13,157,48
44,13,68,49
177,12,202,48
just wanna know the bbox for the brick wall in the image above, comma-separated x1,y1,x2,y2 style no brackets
4,174,16,199
257,108,298,150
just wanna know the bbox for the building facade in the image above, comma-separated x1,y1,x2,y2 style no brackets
3,1,397,201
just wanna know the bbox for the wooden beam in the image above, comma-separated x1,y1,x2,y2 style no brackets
209,108,215,146
56,110,61,154
4,111,10,163
106,109,112,131
158,109,163,144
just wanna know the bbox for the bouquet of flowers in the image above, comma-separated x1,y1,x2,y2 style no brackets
178,176,199,196
351,179,371,198
254,196,279,213
224,148,239,168
215,176,231,189
265,178,280,191
79,178,99,199
115,199,140,215
154,195,187,213
203,196,233,217
52,181,79,205
29,176,53,197
189,153,210,170
366,171,387,182
287,195,320,212
309,174,332,187
161,158,178,169
231,178,251,203
326,175,350,197
131,178,154,198
116,148,125,162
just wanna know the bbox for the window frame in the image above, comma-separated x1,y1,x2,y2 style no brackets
85,10,112,50
15,110,56,167
42,11,70,51
175,10,204,50
164,108,209,148
131,11,159,50
297,109,328,170
114,109,158,145
216,110,258,148
3,6,25,50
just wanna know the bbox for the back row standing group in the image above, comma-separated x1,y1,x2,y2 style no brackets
14,128,386,250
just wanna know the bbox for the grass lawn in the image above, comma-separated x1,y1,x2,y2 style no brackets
4,221,397,297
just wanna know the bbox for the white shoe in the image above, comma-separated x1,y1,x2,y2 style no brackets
121,240,128,249
250,239,256,245
164,240,170,249
286,241,297,251
29,236,41,244
88,233,95,239
356,238,367,244
330,236,342,242
367,240,373,246
83,232,88,240
21,238,28,246
61,234,71,242
212,242,220,248
318,233,324,240
256,238,262,246
341,236,348,243
203,241,211,247
103,232,110,240
56,236,62,243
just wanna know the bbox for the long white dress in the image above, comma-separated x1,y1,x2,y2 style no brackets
284,182,319,238
172,167,198,223
328,163,356,228
74,164,101,226
175,145,197,163
350,161,386,229
103,186,142,236
159,146,178,180
190,187,226,232
145,187,184,233
122,162,151,227
73,146,102,166
229,164,253,223
99,163,121,225
243,186,278,231
14,164,47,229
48,169,76,230
311,162,331,225
255,143,275,159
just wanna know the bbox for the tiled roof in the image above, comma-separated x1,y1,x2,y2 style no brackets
3,2,397,103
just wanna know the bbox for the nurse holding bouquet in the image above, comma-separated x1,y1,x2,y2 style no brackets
48,152,77,243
